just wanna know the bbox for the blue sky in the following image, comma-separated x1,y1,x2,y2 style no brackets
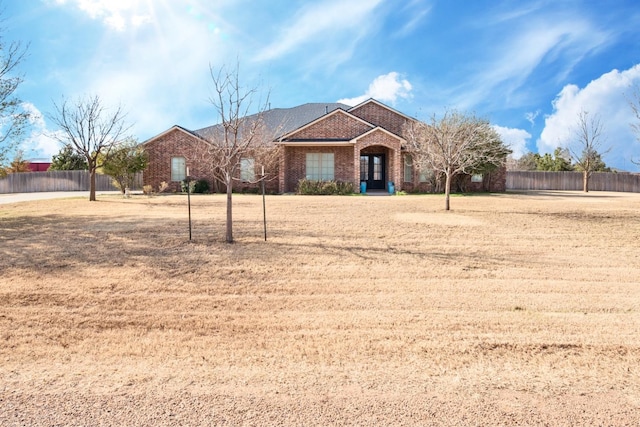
7,0,640,170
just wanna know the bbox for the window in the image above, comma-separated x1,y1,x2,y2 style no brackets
306,153,334,180
419,169,431,183
403,155,413,182
471,174,483,183
171,157,186,181
405,155,431,182
360,156,369,181
372,156,382,180
240,158,255,181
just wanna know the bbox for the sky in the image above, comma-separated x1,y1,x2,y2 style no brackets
5,0,640,171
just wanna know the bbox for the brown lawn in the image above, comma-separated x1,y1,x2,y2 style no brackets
1,191,640,425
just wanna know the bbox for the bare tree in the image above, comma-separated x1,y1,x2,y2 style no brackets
204,64,279,243
0,23,30,169
568,110,608,192
49,95,132,201
403,110,509,210
629,85,640,166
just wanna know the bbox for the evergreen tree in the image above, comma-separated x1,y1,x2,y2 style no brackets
49,144,88,170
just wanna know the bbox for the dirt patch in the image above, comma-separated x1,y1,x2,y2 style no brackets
1,191,640,425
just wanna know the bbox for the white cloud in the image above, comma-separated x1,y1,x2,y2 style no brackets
393,1,432,38
493,125,531,159
525,110,540,127
537,64,640,171
338,72,413,106
254,0,383,62
47,1,235,139
53,0,153,31
453,16,611,110
20,102,61,160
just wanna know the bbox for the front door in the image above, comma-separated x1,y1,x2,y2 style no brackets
360,154,385,190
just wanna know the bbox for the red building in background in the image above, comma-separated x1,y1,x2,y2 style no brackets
26,159,52,172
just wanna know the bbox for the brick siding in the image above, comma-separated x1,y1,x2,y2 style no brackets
143,128,279,193
349,101,411,136
400,156,507,193
282,146,354,193
353,129,403,191
285,111,372,140
144,128,213,192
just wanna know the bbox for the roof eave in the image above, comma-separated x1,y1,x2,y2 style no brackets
277,140,354,147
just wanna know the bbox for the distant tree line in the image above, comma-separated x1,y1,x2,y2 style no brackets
508,110,611,192
510,147,610,173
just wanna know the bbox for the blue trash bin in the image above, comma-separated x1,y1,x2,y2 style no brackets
360,182,367,194
387,181,395,194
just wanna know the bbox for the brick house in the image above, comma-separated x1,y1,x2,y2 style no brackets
142,98,506,194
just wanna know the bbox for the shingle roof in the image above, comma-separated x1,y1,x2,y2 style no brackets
194,102,350,140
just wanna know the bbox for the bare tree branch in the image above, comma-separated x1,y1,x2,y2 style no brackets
203,63,281,243
403,110,509,210
629,85,640,166
48,95,132,201
568,110,608,192
0,25,30,167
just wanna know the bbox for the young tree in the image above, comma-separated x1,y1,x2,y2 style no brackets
568,110,608,192
204,64,279,243
99,138,147,194
49,95,132,201
403,110,510,210
49,144,88,170
0,23,30,170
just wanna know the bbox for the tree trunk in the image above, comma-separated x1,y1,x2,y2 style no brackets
583,170,589,193
89,168,96,201
444,172,451,211
225,177,233,243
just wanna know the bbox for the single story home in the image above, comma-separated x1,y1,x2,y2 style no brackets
142,99,506,194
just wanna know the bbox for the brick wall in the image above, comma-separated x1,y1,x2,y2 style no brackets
144,128,279,193
400,156,508,193
349,101,412,136
286,111,372,140
354,129,403,191
282,146,354,192
144,128,213,192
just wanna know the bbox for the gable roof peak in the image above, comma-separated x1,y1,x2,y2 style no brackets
277,107,374,141
348,98,416,122
142,125,207,145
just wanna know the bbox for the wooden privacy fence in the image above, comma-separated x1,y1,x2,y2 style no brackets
0,171,143,193
507,171,640,193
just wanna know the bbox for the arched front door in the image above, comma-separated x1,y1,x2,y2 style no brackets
360,153,385,190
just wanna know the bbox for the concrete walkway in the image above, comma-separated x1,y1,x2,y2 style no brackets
0,191,121,204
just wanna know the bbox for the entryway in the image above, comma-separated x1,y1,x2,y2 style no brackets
360,154,385,190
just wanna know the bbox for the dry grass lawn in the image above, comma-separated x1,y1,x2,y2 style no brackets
1,191,640,425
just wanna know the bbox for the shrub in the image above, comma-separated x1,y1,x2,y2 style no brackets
239,186,260,194
143,185,153,195
297,179,355,195
193,179,210,194
158,182,169,193
181,180,196,193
